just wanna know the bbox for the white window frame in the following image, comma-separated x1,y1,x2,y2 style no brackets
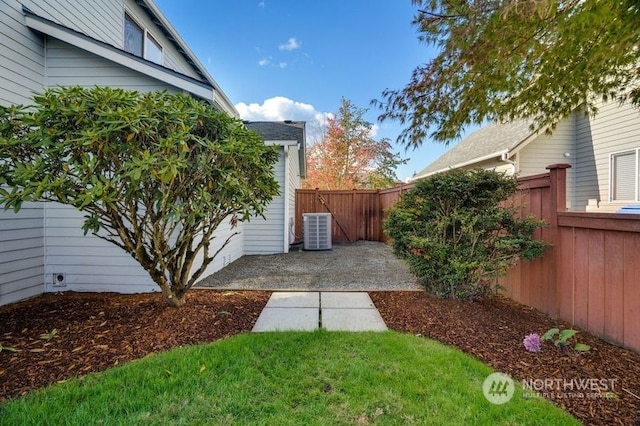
609,148,640,203
124,12,163,65
144,33,163,65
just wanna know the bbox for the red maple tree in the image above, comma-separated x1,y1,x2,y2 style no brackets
303,98,405,190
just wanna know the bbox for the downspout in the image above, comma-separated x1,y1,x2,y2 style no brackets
501,152,517,175
283,146,290,253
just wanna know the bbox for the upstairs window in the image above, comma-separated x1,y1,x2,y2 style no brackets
610,149,639,202
124,14,143,57
124,13,163,65
145,34,163,65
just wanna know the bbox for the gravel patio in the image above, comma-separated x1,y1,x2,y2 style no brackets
196,241,421,291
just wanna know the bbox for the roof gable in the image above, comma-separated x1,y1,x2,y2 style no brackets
413,120,536,179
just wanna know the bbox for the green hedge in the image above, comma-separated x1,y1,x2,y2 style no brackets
384,169,546,300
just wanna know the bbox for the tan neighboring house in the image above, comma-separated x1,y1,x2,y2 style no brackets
0,0,306,306
412,99,640,213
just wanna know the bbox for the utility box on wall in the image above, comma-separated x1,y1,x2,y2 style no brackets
303,213,332,250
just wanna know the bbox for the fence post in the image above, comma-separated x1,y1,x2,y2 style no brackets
546,163,571,216
545,164,571,318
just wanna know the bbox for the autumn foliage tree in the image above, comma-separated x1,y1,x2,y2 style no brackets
0,87,279,307
303,98,405,189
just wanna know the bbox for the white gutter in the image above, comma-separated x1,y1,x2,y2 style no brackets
264,140,299,147
283,145,291,253
410,150,509,181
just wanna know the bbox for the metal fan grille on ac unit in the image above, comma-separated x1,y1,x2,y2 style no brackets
303,213,332,250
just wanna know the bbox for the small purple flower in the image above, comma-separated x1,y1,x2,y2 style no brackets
523,333,541,353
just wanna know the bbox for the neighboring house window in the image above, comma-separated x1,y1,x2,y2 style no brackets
124,13,163,65
610,149,639,202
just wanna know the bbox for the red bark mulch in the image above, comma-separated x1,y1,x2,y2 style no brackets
370,291,640,426
1,289,639,425
0,289,270,401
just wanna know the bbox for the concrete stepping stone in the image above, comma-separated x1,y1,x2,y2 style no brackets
322,308,387,332
265,292,320,308
252,307,319,332
252,291,387,332
320,292,376,308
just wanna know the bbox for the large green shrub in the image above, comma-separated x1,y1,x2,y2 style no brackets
384,169,546,300
0,87,280,307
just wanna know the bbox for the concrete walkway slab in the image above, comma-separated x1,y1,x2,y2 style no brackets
321,292,375,308
252,291,388,332
252,308,319,332
322,308,388,332
265,292,319,308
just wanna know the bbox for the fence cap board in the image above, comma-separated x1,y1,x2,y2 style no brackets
558,212,640,232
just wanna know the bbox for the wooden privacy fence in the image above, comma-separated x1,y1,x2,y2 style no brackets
296,165,640,353
295,184,416,244
295,189,383,243
497,164,640,353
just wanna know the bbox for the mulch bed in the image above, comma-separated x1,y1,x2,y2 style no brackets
1,289,639,425
0,290,270,402
370,291,640,426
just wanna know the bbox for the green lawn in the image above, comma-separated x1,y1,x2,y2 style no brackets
0,331,577,425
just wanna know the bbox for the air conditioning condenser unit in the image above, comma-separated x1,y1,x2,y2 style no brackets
303,213,332,250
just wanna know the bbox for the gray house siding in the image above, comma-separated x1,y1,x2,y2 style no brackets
414,99,640,213
22,0,199,81
44,203,156,294
517,117,575,176
516,116,576,209
0,0,242,306
240,121,305,255
574,100,640,211
0,1,45,105
23,0,122,47
2,0,210,102
189,217,245,281
45,38,178,91
0,0,47,304
0,203,44,305
244,149,286,255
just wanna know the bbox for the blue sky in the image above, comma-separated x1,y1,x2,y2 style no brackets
154,0,451,181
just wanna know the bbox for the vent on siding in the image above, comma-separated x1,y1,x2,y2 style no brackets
303,213,332,250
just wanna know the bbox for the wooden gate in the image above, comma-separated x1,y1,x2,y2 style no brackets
295,189,383,243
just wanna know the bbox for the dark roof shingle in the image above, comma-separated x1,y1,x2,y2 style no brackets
413,120,535,179
244,121,305,145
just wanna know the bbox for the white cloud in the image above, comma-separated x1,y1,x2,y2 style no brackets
258,0,265,7
258,57,270,66
278,62,287,69
236,96,333,143
370,123,379,138
279,37,301,51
